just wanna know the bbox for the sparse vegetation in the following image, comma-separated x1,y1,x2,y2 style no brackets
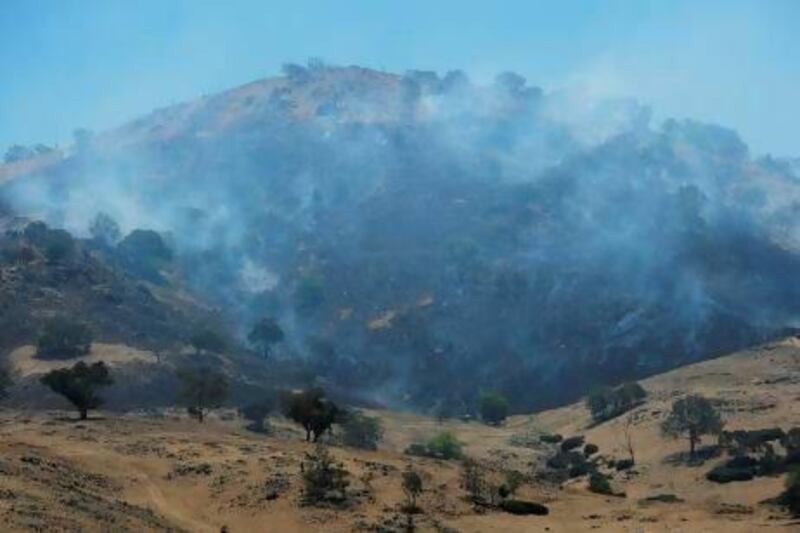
176,366,229,423
341,411,384,450
661,394,724,457
36,317,93,360
40,361,113,420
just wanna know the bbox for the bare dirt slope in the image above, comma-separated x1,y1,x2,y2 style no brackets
1,338,800,532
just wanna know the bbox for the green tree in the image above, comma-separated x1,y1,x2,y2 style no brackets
176,366,229,423
40,361,113,420
480,391,509,425
283,388,340,442
36,317,93,360
247,317,284,358
661,394,723,456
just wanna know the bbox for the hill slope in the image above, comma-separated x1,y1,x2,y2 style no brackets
1,338,798,531
3,64,800,411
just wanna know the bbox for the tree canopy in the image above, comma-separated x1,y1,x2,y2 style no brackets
40,361,113,420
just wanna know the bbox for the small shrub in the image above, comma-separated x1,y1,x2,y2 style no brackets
341,412,384,450
584,443,599,456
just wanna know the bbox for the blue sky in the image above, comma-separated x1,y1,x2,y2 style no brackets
1,0,798,156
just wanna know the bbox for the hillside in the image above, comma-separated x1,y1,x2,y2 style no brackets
3,64,800,413
0,338,798,531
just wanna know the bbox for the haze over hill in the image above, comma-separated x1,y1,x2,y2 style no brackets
2,63,800,412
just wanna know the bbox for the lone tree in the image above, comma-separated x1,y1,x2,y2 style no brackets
40,361,113,420
661,394,723,456
247,317,284,358
283,388,340,442
176,366,229,423
37,317,93,359
479,391,509,426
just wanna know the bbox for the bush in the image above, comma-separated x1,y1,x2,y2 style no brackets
341,412,384,450
426,431,464,460
36,318,92,360
584,443,599,456
479,391,509,425
560,435,585,452
406,431,464,460
301,445,350,506
586,382,647,423
776,469,800,517
540,433,563,444
706,465,755,483
588,472,613,495
615,459,635,471
499,499,549,516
